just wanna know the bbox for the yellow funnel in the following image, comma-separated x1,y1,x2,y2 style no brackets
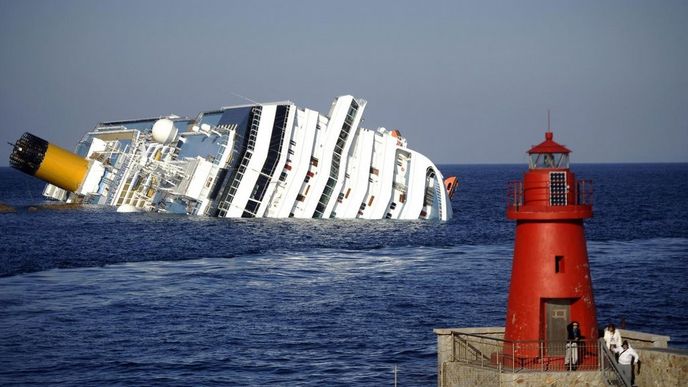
34,144,89,192
10,132,88,192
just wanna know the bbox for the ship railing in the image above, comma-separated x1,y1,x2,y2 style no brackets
423,186,434,206
217,107,261,216
93,124,129,132
434,178,442,217
106,148,135,206
449,332,604,374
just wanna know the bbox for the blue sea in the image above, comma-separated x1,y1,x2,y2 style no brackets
1,164,687,386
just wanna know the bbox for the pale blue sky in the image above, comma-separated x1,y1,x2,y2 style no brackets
1,0,686,165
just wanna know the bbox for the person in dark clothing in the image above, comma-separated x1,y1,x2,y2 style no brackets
565,321,582,368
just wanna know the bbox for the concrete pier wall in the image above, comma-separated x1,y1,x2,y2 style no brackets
435,327,684,387
634,348,688,387
441,363,605,387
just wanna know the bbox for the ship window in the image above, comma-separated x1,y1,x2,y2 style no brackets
345,188,351,199
368,196,375,206
311,157,319,166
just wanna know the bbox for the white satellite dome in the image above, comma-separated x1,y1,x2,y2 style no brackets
152,118,178,144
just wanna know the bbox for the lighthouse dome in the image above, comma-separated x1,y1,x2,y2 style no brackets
527,131,570,169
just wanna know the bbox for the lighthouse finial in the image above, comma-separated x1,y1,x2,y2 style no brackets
547,109,551,132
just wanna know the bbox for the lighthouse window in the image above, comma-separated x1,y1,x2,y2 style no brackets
555,255,565,273
531,153,570,169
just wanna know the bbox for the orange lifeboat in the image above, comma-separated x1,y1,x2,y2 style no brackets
444,176,458,199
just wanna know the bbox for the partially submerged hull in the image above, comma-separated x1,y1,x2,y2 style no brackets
10,95,456,220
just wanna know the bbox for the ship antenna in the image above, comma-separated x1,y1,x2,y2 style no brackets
230,91,259,105
547,109,551,132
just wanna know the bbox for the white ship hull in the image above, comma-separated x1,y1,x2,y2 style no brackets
12,95,455,220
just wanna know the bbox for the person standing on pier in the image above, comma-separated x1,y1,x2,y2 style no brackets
565,321,582,368
615,340,640,386
604,323,622,350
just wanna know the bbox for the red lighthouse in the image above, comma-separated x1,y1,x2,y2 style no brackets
504,131,596,360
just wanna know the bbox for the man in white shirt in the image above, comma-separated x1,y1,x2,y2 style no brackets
614,340,640,386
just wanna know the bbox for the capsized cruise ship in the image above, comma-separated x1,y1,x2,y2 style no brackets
10,95,457,220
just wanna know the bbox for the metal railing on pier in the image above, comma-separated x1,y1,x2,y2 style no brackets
451,331,599,373
449,332,632,386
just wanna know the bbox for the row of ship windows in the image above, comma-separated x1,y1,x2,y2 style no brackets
318,101,357,209
272,102,360,214
291,189,400,215
279,167,380,183
285,171,408,211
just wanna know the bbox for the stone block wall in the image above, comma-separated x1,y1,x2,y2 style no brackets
435,327,682,387
441,362,605,387
634,348,688,387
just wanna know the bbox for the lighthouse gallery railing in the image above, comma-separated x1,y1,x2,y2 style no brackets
507,179,593,211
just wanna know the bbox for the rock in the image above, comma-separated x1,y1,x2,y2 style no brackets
0,203,16,213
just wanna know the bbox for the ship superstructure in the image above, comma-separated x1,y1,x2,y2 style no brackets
11,95,456,220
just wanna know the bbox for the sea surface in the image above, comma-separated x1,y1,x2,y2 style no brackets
1,164,687,386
